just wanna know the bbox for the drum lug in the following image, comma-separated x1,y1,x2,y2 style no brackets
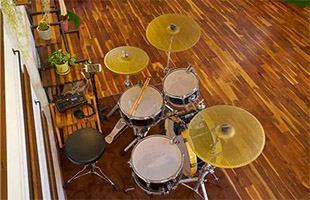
170,135,180,145
186,64,196,74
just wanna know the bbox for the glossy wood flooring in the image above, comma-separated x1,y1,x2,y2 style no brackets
62,0,310,199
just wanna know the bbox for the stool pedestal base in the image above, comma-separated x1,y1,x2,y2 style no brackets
63,162,119,192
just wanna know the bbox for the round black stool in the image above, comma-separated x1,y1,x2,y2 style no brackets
63,128,119,191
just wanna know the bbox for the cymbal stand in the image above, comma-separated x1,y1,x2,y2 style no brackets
178,163,219,200
165,34,175,75
105,75,130,119
120,127,150,155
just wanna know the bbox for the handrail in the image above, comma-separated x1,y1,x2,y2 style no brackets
0,10,8,200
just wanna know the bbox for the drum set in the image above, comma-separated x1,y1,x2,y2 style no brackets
101,14,265,200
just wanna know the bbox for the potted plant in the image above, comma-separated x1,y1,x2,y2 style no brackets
37,21,52,40
59,9,82,32
48,49,76,75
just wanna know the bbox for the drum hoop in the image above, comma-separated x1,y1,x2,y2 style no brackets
163,68,200,98
130,135,184,184
118,85,164,119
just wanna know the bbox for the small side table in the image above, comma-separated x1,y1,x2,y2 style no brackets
50,95,102,148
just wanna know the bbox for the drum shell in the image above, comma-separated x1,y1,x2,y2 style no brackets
132,170,182,195
165,89,200,106
119,105,164,127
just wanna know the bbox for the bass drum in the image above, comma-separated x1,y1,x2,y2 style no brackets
130,135,183,195
165,119,198,176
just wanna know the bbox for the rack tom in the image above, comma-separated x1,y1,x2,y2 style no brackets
163,68,200,106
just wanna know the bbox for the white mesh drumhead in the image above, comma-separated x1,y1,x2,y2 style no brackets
131,136,183,181
164,69,198,96
119,86,163,118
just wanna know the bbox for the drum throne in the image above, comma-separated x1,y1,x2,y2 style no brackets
62,128,119,191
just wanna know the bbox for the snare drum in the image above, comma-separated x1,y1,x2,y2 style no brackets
165,119,198,176
130,135,183,195
119,85,164,127
163,68,200,106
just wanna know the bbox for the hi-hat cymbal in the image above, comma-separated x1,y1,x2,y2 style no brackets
187,105,265,168
146,14,201,52
104,46,149,75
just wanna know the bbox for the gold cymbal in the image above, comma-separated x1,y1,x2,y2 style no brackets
146,14,201,52
188,105,265,168
104,46,149,75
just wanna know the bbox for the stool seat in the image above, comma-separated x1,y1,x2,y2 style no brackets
65,128,105,165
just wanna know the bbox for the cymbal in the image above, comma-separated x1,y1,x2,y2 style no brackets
146,14,201,52
104,46,149,75
187,105,265,168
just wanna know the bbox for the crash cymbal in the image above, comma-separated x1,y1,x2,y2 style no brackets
187,105,265,168
146,14,201,52
104,46,149,75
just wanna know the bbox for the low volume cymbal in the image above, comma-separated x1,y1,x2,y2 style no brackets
187,105,265,168
146,14,201,52
104,46,149,75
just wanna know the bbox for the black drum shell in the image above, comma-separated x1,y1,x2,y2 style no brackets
132,171,182,195
120,108,164,127
165,90,200,106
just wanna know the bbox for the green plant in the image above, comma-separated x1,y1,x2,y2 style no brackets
38,21,49,31
48,49,76,66
58,9,82,29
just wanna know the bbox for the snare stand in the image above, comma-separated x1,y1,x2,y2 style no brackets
179,163,219,200
120,127,150,155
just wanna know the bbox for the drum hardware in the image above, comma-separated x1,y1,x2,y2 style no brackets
105,118,128,144
196,99,206,110
63,161,119,191
186,64,196,74
178,163,220,200
120,127,150,155
123,187,135,193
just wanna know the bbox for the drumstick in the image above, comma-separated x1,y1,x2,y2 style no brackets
129,77,151,116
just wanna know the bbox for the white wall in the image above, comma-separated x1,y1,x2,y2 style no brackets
4,19,30,200
2,6,65,200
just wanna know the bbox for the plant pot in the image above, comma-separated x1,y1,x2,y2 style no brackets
55,61,70,75
62,20,69,32
37,25,52,40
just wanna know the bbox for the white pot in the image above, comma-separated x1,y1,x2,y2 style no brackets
37,25,52,40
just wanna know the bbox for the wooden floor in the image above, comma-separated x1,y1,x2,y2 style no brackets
60,0,310,199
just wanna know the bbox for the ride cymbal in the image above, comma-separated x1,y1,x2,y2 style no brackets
188,105,265,168
146,14,201,52
104,46,149,75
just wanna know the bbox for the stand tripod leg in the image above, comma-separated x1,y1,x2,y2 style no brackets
63,165,88,189
200,182,209,200
120,137,138,155
93,165,119,192
105,104,119,119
